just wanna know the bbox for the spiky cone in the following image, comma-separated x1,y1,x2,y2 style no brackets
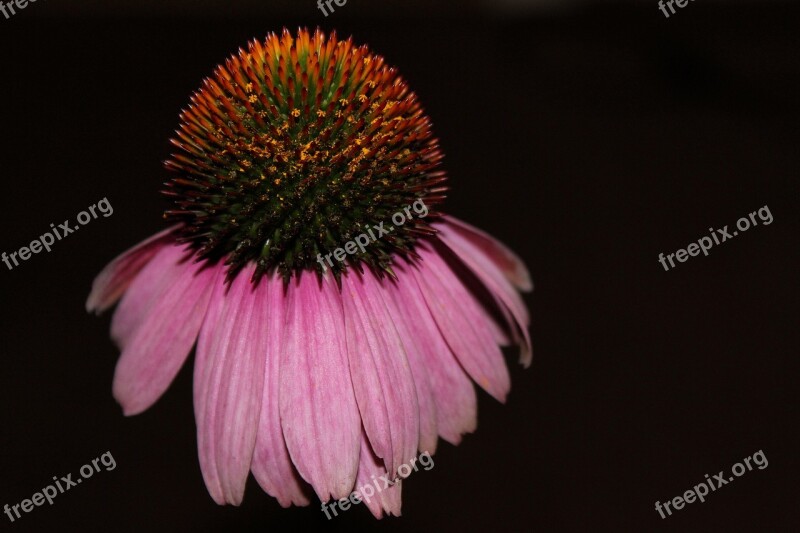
87,27,532,518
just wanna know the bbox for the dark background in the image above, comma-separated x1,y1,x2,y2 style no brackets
1,1,798,531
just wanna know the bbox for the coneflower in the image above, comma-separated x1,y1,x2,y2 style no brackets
87,27,532,518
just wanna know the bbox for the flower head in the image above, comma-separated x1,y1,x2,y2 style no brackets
87,28,532,518
163,28,445,281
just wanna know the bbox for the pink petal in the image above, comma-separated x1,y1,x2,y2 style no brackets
410,246,511,403
436,223,533,367
391,263,478,445
442,215,532,292
193,268,229,504
376,278,439,455
86,226,178,313
353,431,402,519
342,271,420,478
193,264,267,505
110,244,192,350
279,273,361,501
112,249,217,416
251,274,310,508
484,304,513,347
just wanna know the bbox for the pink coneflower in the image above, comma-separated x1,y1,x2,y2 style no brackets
87,28,532,518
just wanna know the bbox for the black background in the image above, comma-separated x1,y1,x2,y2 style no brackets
1,1,798,531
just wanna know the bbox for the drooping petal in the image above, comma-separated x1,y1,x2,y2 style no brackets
280,273,361,502
193,264,268,505
436,223,533,367
110,244,192,350
391,262,478,445
442,215,532,292
377,278,438,455
484,304,513,347
112,248,217,416
342,271,419,478
86,226,178,313
353,431,402,519
251,275,310,508
193,268,229,504
410,246,511,403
